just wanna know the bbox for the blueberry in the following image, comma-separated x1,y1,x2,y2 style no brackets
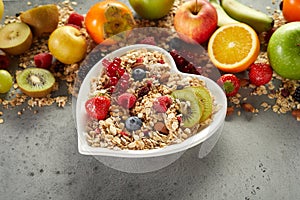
132,68,146,81
125,116,142,132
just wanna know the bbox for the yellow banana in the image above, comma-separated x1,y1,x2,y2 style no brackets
210,0,239,26
221,0,274,33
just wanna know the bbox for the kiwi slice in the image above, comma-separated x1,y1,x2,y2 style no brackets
171,89,202,128
186,86,213,122
16,68,55,98
0,22,33,55
20,4,59,37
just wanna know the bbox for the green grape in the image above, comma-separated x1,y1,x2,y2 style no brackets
0,69,13,93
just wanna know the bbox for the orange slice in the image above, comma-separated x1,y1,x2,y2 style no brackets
207,23,260,73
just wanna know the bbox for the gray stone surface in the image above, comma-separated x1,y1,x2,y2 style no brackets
1,0,300,200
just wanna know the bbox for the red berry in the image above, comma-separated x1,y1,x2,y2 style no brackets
139,36,156,45
217,74,240,97
0,53,10,69
153,96,172,113
117,93,137,109
106,63,118,77
248,63,273,86
34,53,53,69
113,57,122,66
158,59,165,64
117,68,125,77
67,12,84,28
85,96,111,120
109,76,119,86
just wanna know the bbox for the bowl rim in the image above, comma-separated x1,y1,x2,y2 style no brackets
76,44,227,158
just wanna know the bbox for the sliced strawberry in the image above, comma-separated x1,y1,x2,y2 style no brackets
153,96,172,113
85,96,111,120
217,74,240,97
117,93,137,109
248,63,273,86
34,53,53,69
67,12,85,28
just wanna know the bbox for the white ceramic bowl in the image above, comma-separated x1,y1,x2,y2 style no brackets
76,44,227,173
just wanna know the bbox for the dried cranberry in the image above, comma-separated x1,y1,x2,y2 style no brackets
138,86,150,98
280,88,290,98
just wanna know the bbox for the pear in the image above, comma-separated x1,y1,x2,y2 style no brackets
20,4,59,37
0,22,33,55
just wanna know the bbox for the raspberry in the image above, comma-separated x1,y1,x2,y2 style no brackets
153,96,172,113
0,53,9,69
67,12,84,28
248,63,273,86
102,58,111,68
34,53,53,69
217,74,240,97
293,86,300,102
117,93,136,109
139,36,156,45
85,96,111,120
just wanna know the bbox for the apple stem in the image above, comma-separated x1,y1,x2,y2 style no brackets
194,0,198,14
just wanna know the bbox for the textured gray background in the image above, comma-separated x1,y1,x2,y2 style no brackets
1,0,300,200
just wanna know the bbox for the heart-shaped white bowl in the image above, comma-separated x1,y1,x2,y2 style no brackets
76,44,227,173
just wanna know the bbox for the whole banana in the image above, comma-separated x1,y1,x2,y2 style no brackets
221,0,274,33
210,0,239,26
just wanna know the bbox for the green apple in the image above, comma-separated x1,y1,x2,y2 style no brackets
129,0,175,20
48,26,87,64
0,0,4,20
267,22,300,80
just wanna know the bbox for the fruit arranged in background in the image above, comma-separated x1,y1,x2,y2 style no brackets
221,0,274,33
0,22,33,55
85,0,136,44
208,23,260,73
67,12,84,28
281,0,300,22
0,69,13,94
48,26,87,64
0,50,9,69
248,63,273,86
171,89,203,128
217,74,240,97
34,53,53,69
209,0,239,26
186,86,213,122
20,4,59,37
129,0,175,20
0,0,4,20
85,96,111,120
174,0,218,44
16,68,55,97
267,22,300,80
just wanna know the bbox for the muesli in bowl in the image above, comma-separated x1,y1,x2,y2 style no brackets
76,44,226,157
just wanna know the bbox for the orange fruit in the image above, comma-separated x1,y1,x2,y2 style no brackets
207,23,260,73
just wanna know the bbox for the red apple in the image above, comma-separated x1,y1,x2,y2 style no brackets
174,0,218,44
